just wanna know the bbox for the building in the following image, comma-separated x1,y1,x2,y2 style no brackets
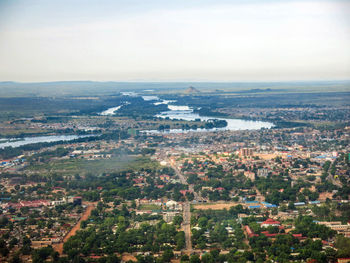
258,168,269,177
245,225,258,238
244,171,255,181
240,148,253,157
261,218,281,228
165,200,181,211
163,211,179,223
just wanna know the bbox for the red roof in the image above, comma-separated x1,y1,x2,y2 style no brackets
261,218,280,225
180,190,192,195
245,225,258,238
261,231,278,237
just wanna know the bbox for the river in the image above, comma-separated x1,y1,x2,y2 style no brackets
102,93,274,133
0,135,93,149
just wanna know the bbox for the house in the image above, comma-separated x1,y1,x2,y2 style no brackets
258,168,269,177
163,211,178,223
160,175,170,182
180,190,192,196
261,218,281,228
166,200,181,210
244,171,255,181
245,225,258,238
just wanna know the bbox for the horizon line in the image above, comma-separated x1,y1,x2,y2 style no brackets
1,79,350,84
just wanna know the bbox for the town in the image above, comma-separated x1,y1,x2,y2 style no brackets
1,0,350,262
0,109,349,262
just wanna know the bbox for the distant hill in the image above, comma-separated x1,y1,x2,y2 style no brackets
0,80,349,97
185,86,200,93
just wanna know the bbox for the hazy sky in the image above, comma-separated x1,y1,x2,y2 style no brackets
0,0,349,82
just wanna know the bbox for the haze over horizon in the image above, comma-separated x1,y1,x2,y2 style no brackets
0,0,350,82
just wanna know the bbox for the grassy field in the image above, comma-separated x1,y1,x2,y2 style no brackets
26,155,158,176
138,204,161,210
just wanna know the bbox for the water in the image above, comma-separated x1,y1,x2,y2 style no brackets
156,108,273,131
99,102,130,116
99,94,274,133
142,95,160,101
0,135,93,149
100,105,123,116
121,91,138,97
154,100,176,106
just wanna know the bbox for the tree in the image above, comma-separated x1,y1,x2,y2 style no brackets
187,174,198,184
190,255,201,263
325,247,337,262
0,239,9,257
9,253,21,263
201,253,214,263
32,246,54,263
173,215,183,227
335,235,350,258
186,192,194,201
181,255,189,262
175,232,185,250
198,217,208,228
288,202,295,210
162,249,174,262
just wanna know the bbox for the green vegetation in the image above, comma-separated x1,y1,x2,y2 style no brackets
27,156,137,176
138,204,161,210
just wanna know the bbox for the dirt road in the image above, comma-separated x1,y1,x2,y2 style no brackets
53,202,96,254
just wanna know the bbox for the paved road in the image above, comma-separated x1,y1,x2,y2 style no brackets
182,202,192,252
167,156,193,253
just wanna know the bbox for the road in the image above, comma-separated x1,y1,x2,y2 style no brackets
53,202,96,254
167,156,193,254
182,202,192,253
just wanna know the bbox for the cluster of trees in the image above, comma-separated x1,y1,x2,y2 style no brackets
0,128,132,159
248,232,344,263
255,173,323,205
191,208,248,250
293,216,336,240
241,216,341,263
182,160,256,202
36,157,182,202
115,97,168,118
0,134,103,159
64,205,184,260
28,147,70,163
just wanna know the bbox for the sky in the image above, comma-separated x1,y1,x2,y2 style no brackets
0,0,349,82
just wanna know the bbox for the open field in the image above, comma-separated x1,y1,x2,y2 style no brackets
26,156,135,175
25,155,158,176
138,204,161,210
121,253,137,262
0,127,51,137
193,202,239,210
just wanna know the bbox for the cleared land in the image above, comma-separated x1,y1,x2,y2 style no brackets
25,156,158,176
193,202,239,210
26,156,135,175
